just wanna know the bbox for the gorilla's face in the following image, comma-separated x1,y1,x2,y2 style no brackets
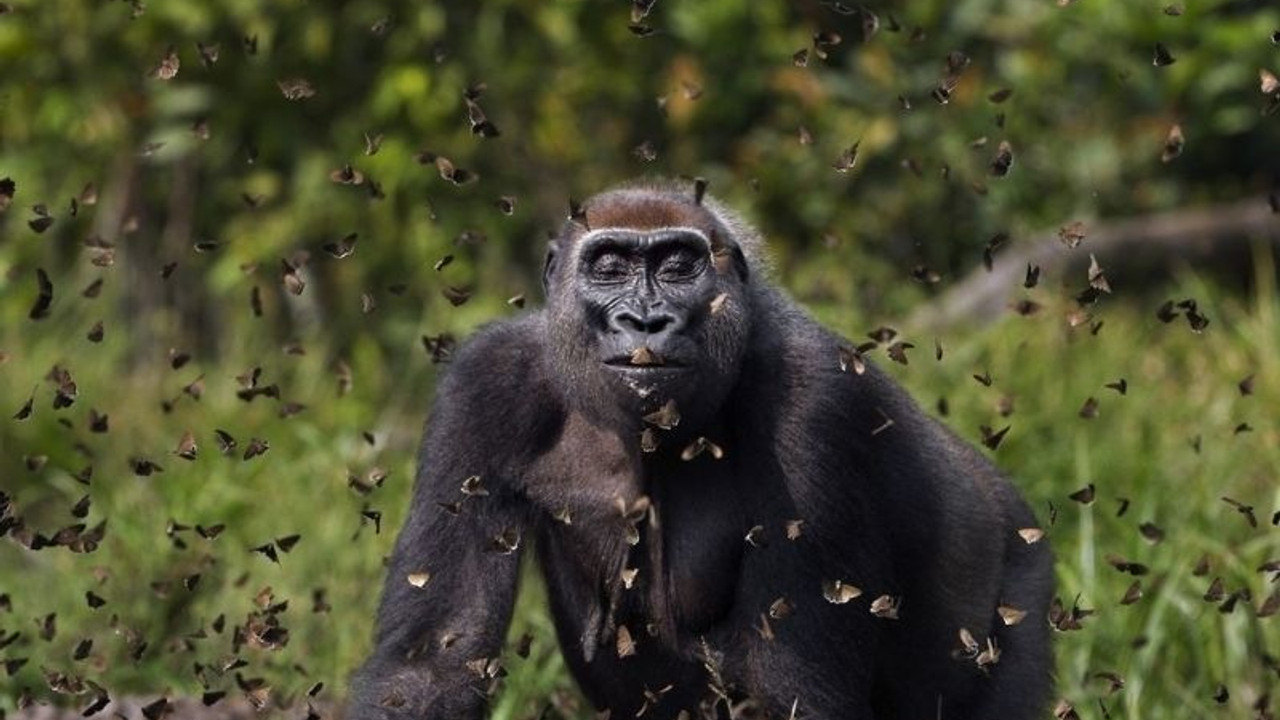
545,193,752,438
579,227,720,402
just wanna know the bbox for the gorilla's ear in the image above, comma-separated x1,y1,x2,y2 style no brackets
542,244,560,296
712,231,750,283
728,244,749,283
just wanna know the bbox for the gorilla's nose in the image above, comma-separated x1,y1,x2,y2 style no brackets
610,309,678,341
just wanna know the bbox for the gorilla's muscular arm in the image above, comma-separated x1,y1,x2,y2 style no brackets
347,332,534,720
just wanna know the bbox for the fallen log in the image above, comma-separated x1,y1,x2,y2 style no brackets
910,196,1280,328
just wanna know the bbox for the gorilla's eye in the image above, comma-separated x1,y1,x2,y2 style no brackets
655,250,706,282
587,252,634,283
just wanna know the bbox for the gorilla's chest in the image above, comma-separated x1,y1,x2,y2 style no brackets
644,455,747,632
529,424,754,646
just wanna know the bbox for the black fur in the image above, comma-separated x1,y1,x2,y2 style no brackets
347,184,1053,719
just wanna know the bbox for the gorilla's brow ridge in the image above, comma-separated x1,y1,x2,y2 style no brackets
570,226,712,261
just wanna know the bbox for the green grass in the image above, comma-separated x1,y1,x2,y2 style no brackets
885,257,1280,719
2,259,1278,718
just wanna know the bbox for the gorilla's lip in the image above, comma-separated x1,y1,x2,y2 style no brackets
602,356,689,371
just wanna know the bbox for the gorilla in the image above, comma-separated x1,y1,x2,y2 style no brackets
348,181,1053,719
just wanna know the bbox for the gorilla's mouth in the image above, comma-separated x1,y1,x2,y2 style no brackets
602,358,693,401
602,357,689,371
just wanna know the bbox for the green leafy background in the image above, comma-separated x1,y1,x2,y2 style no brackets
1,0,1278,718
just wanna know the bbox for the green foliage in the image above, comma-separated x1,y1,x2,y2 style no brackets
894,262,1280,720
1,0,1279,717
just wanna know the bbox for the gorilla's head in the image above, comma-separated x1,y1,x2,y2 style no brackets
542,183,758,441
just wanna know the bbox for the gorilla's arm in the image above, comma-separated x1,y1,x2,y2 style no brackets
348,332,535,720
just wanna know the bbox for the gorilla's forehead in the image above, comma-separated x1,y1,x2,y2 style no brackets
575,190,722,242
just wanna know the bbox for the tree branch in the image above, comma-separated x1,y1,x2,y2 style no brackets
910,197,1280,328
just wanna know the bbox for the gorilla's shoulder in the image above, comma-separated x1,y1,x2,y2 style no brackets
743,293,924,434
434,313,552,408
427,312,567,461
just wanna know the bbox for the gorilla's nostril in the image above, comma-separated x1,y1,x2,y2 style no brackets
614,311,675,336
644,314,674,334
613,311,641,332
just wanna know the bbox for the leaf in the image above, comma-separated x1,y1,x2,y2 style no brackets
832,142,860,173
150,46,180,79
989,140,1014,177
29,268,53,320
1058,221,1086,248
822,580,862,604
277,78,316,100
615,625,636,658
0,177,14,212
1161,124,1184,162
